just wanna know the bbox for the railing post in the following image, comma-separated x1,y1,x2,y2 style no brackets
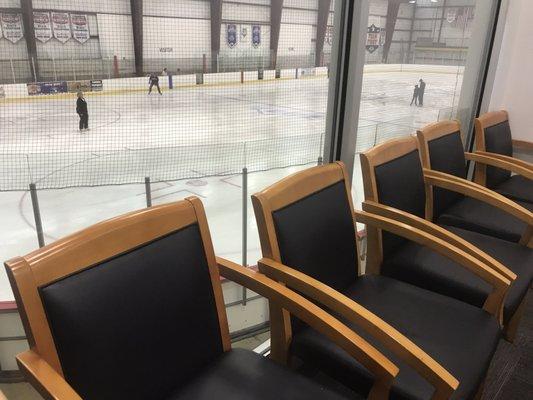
10,59,16,83
31,57,37,82
242,166,248,306
145,177,152,207
29,183,45,248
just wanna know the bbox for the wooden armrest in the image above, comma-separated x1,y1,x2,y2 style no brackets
362,201,517,281
477,151,533,172
258,257,459,400
423,169,533,234
217,257,398,399
465,152,533,180
17,350,82,400
356,210,511,321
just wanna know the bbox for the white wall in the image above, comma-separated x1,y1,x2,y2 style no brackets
278,23,315,57
489,0,533,141
0,0,20,6
143,17,210,60
33,0,131,14
143,0,209,19
222,1,269,23
220,0,271,61
97,13,134,59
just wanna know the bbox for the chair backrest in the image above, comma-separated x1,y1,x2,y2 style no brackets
417,120,467,219
361,136,426,262
252,162,358,293
5,198,230,400
475,110,513,188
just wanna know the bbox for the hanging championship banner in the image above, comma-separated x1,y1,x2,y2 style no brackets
227,24,237,48
252,25,261,48
366,24,380,53
71,14,89,43
324,26,333,45
52,12,71,43
446,9,457,23
1,13,23,44
34,12,52,43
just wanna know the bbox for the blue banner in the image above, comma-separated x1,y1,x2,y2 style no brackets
227,24,237,48
252,25,261,48
27,81,68,96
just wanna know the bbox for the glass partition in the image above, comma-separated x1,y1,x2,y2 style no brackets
351,0,499,210
0,0,341,360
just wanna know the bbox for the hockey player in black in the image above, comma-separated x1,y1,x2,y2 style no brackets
418,78,426,106
76,91,89,132
410,84,419,106
148,73,162,95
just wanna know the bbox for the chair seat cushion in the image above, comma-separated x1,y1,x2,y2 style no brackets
381,225,533,324
290,275,500,400
437,197,533,243
169,348,349,400
494,175,533,204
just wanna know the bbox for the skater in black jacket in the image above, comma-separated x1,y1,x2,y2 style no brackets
410,85,419,106
418,79,426,106
148,73,162,95
76,91,89,132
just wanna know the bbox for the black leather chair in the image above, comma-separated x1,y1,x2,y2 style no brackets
361,135,532,341
252,162,510,400
416,120,533,245
6,198,398,400
473,110,533,203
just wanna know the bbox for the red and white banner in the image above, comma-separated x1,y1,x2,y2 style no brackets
71,14,89,43
1,13,23,44
52,12,71,43
34,12,52,43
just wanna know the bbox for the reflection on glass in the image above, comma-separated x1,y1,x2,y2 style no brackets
353,0,497,208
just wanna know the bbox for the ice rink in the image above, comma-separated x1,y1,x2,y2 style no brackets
0,69,463,300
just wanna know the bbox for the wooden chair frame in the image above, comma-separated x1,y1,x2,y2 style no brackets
474,110,533,186
251,162,493,399
361,133,525,341
361,136,514,320
416,120,533,248
6,198,402,400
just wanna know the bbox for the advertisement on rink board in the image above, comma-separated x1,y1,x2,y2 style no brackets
67,80,92,93
90,80,103,91
1,13,23,44
27,80,103,96
27,81,68,96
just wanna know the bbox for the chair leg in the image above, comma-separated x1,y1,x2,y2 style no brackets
268,304,292,365
504,292,528,343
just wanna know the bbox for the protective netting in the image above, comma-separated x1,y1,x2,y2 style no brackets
0,0,334,191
